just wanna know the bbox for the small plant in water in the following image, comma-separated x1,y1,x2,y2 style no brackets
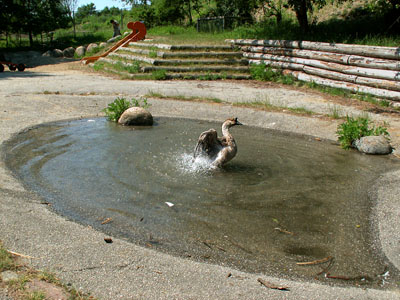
103,97,151,122
336,115,389,149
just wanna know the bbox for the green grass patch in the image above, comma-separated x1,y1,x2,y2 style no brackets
0,243,16,271
233,98,316,116
145,91,223,103
336,115,389,149
151,69,167,80
250,63,296,84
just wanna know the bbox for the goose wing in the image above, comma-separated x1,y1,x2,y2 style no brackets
194,129,223,159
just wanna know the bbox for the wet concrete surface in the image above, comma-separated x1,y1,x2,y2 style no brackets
0,65,400,299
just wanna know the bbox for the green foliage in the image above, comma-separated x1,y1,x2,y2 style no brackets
102,97,151,122
0,243,15,271
336,116,389,149
75,3,97,21
151,69,168,80
103,97,132,122
250,63,295,84
149,51,158,58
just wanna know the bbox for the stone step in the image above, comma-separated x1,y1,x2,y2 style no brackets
100,66,251,80
118,47,243,59
141,65,250,73
98,57,249,74
128,42,236,52
93,42,251,80
109,52,248,66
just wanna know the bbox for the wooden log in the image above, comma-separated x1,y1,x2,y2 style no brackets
302,66,400,92
242,46,400,71
303,65,358,83
246,53,400,81
286,70,400,100
230,39,400,60
355,76,400,92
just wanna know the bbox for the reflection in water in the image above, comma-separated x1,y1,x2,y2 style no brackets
5,117,400,288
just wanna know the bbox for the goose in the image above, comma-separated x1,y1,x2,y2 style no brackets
194,118,242,167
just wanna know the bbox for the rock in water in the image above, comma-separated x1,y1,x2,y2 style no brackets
353,135,392,154
118,107,153,126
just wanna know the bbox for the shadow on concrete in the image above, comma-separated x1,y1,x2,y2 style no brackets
1,50,79,68
0,70,53,79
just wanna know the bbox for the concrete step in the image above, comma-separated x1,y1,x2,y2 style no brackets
93,42,251,80
141,65,250,73
98,57,249,73
128,42,236,52
109,52,248,66
118,47,243,59
99,66,251,80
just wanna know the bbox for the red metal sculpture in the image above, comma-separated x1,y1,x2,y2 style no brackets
82,21,146,64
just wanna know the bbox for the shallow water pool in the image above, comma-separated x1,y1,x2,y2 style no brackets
5,117,400,287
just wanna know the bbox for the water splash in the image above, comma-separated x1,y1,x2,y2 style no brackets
176,152,216,174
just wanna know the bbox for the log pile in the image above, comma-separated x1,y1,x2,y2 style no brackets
229,39,400,101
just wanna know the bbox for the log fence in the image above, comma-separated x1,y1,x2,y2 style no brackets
229,39,400,102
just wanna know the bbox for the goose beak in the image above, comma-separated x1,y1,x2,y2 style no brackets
236,120,243,126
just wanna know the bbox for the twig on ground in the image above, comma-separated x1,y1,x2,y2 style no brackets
101,217,112,225
257,278,289,291
316,257,335,276
7,250,35,259
296,256,333,266
274,227,294,235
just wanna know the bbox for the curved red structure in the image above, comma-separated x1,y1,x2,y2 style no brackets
82,21,146,64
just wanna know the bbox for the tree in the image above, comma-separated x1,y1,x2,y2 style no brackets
63,0,78,38
6,0,69,47
152,0,185,25
259,0,286,24
216,0,257,22
286,0,326,32
75,3,97,21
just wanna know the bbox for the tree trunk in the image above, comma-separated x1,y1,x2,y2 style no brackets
73,11,76,39
187,0,193,25
295,0,308,32
29,30,34,47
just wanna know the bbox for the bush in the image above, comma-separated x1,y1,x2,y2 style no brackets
336,116,389,149
102,97,151,122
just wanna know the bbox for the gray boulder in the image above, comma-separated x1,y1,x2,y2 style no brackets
118,107,153,126
52,49,63,58
99,42,108,48
86,43,98,53
353,135,392,155
42,50,52,57
42,49,63,58
75,46,86,57
63,47,75,58
107,36,121,43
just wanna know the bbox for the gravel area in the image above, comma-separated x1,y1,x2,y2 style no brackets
0,60,399,299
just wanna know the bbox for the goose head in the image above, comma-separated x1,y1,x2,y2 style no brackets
223,117,243,128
